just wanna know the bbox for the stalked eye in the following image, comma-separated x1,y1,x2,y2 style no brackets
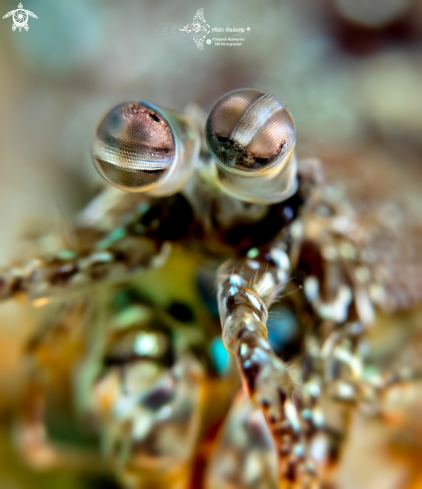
91,101,199,195
205,88,298,204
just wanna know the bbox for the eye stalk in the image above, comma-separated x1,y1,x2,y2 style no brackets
205,88,298,204
91,101,199,196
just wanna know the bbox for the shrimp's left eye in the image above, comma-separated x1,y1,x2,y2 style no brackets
205,88,298,204
91,101,199,195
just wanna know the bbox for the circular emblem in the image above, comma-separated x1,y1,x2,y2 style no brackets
13,9,28,28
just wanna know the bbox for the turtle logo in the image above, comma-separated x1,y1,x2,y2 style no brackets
3,3,38,32
179,8,210,50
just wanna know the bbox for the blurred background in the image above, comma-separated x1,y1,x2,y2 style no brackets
0,0,421,488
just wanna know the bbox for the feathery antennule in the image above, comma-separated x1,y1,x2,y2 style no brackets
257,279,300,308
272,284,303,303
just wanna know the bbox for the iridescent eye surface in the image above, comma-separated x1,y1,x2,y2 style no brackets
92,102,175,192
92,102,199,195
205,88,298,204
206,88,295,172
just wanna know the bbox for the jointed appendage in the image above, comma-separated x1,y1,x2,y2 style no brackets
0,189,193,302
217,249,318,485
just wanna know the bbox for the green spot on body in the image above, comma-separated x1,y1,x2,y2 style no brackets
137,202,150,214
247,247,259,259
56,250,77,260
110,305,152,330
97,227,126,250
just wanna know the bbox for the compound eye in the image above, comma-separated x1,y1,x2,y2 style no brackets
206,89,295,172
92,102,199,195
205,88,298,204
